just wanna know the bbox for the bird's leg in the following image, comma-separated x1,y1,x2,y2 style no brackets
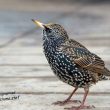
77,88,92,110
65,88,95,110
53,87,80,106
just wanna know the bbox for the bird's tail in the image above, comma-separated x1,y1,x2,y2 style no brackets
98,68,110,80
103,67,110,76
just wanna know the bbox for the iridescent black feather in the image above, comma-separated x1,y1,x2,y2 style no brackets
42,23,110,88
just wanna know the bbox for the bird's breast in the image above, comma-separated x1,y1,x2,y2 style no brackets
43,45,75,76
43,44,93,88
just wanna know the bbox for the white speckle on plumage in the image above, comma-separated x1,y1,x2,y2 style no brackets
32,20,110,109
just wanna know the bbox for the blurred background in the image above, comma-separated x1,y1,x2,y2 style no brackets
0,0,110,46
0,0,110,110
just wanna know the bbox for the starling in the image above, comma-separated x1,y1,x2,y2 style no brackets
32,20,110,110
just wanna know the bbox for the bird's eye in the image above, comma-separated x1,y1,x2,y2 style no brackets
45,27,52,33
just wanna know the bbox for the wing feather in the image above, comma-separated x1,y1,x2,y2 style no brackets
59,39,105,73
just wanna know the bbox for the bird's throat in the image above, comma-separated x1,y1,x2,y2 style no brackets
43,36,65,49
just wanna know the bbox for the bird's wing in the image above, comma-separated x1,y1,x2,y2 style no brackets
59,43,105,73
68,39,87,49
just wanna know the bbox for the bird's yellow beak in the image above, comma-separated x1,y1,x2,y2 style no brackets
32,19,44,28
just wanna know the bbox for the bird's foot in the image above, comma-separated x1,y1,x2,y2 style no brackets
52,100,81,106
64,105,95,110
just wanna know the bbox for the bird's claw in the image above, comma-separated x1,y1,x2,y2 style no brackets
64,105,95,110
52,100,81,106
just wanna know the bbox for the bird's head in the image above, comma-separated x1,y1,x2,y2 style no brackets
32,19,68,42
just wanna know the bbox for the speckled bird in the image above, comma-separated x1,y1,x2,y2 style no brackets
32,20,110,110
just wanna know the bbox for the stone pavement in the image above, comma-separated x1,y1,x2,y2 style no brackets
0,0,110,110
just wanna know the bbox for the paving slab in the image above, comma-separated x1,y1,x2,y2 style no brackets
0,94,110,110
